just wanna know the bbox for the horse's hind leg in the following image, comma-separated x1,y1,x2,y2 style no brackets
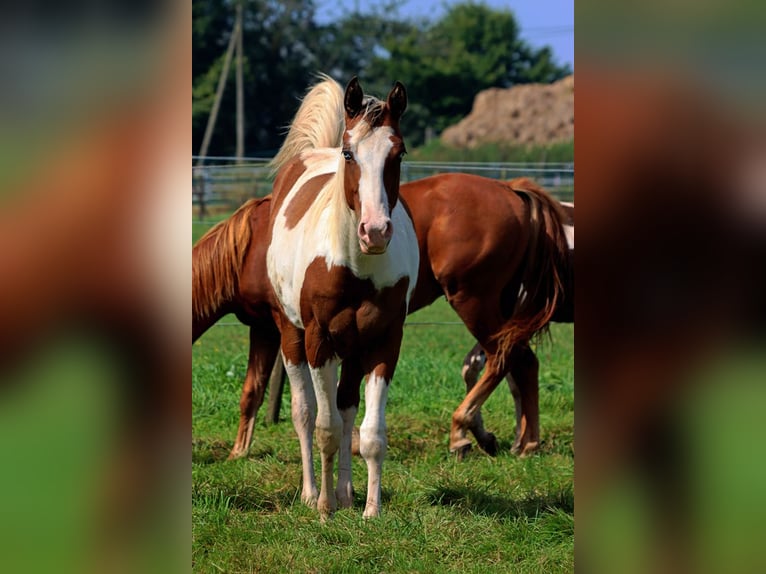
228,326,279,460
451,352,506,459
507,344,540,456
461,343,499,456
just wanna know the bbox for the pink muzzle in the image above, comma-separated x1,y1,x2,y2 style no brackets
358,218,393,254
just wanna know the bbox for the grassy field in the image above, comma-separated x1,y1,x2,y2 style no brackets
193,291,574,572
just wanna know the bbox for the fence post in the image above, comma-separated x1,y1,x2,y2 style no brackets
194,170,208,221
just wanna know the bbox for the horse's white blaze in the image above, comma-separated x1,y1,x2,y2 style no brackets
359,372,389,518
284,357,318,505
348,123,395,236
267,147,419,328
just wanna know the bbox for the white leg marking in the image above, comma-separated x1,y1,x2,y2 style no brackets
310,359,342,519
564,224,574,250
359,373,389,518
284,357,318,507
336,405,358,509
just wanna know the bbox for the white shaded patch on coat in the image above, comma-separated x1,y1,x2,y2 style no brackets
267,147,418,329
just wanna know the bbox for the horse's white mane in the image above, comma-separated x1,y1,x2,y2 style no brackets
269,74,345,174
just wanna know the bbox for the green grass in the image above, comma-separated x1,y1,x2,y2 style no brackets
408,140,574,164
193,296,574,573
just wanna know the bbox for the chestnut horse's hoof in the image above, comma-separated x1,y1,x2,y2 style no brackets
477,433,498,456
511,439,540,457
450,437,473,460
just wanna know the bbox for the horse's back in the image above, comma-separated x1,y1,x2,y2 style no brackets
402,173,530,285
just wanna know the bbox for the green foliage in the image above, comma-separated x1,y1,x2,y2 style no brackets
368,3,571,146
192,0,571,155
192,299,574,571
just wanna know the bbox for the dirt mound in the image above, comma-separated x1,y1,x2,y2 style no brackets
441,75,574,148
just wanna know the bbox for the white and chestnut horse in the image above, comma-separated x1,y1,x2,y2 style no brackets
264,75,417,519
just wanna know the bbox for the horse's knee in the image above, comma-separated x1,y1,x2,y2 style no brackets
316,413,342,453
359,426,386,461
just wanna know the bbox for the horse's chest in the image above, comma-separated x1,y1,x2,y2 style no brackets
301,258,409,354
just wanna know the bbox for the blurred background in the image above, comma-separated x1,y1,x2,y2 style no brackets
1,0,765,572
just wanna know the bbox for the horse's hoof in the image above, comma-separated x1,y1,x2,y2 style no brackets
450,438,472,460
511,439,539,457
362,505,381,519
478,433,498,456
301,489,318,508
336,486,354,509
519,441,540,457
226,447,246,461
318,501,336,522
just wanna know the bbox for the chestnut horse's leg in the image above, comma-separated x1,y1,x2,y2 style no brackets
461,343,499,455
451,350,507,459
507,344,540,456
227,326,280,460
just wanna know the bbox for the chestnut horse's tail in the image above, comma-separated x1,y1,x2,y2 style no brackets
192,198,262,330
492,178,570,368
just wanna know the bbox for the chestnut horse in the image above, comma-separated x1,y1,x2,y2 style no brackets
460,198,573,455
194,174,570,482
244,75,416,519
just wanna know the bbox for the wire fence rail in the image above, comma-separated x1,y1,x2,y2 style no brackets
191,157,574,330
192,157,574,220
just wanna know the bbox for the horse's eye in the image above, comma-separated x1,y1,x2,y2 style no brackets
342,150,353,162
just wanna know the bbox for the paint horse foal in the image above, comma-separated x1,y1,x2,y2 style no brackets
266,76,417,519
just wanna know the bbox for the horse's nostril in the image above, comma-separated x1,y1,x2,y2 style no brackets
358,222,366,237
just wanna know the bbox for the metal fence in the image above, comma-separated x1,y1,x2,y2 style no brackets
192,156,574,219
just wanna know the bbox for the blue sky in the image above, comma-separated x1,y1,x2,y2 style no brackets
315,0,574,69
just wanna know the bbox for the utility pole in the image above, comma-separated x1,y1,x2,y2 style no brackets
196,17,240,167
235,0,245,163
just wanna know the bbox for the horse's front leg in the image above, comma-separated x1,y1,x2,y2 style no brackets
336,359,363,509
280,322,318,507
309,357,342,520
284,357,318,506
358,333,402,518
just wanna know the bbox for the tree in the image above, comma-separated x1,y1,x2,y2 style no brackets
193,0,326,157
370,3,571,145
192,1,571,155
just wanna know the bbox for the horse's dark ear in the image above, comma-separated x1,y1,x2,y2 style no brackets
344,76,364,118
387,81,407,120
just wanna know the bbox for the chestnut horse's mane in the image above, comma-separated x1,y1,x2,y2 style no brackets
192,197,266,321
492,177,570,366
